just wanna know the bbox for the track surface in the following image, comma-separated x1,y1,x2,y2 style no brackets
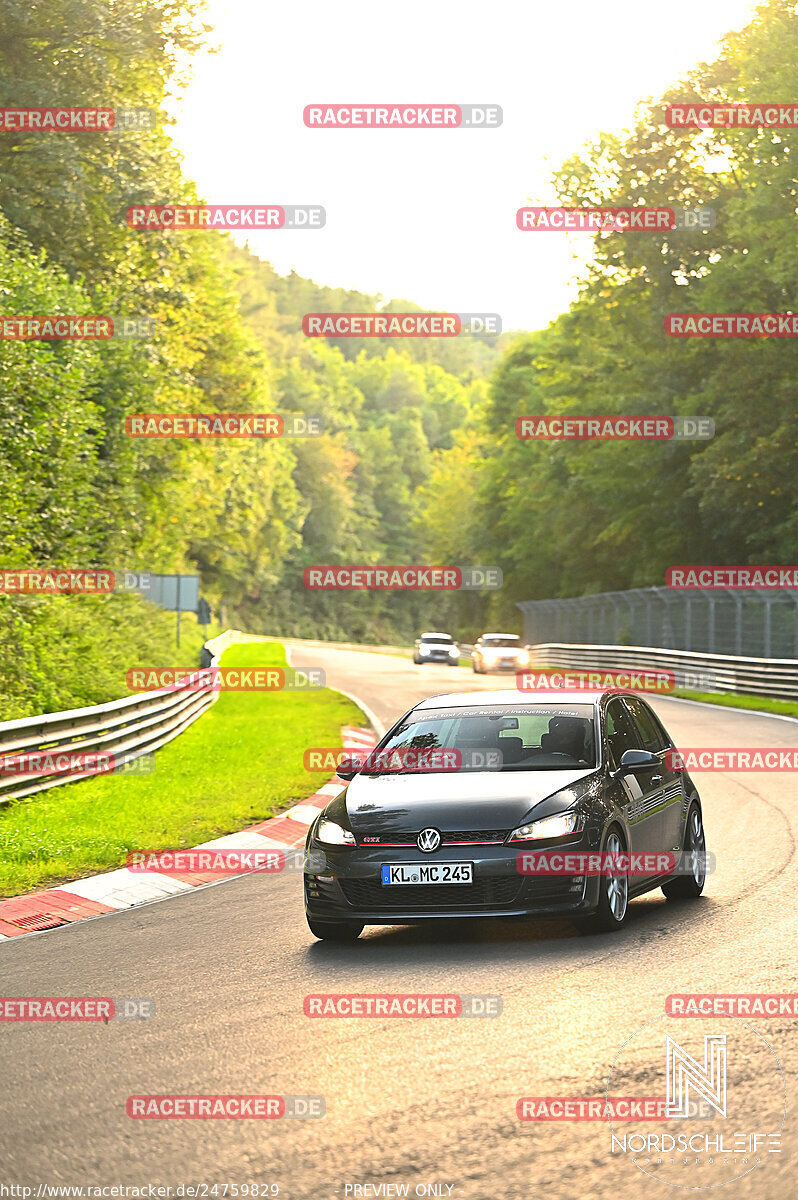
2,643,796,1197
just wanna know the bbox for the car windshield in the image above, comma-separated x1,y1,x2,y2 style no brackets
482,637,520,648
421,634,452,643
361,705,597,773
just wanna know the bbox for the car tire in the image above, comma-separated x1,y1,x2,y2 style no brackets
412,654,420,664
591,826,629,932
307,918,364,942
472,660,480,673
662,801,706,900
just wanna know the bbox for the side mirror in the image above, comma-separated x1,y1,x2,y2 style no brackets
615,748,659,776
336,751,368,781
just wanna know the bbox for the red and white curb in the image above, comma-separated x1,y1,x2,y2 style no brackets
0,726,376,941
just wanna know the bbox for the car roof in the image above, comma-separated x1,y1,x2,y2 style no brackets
481,632,520,638
420,631,452,637
413,689,614,708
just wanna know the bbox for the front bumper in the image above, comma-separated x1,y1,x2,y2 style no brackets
304,836,601,924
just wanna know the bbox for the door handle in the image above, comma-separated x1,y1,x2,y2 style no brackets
650,774,663,785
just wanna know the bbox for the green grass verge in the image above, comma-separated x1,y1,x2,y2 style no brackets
672,688,798,718
0,640,365,897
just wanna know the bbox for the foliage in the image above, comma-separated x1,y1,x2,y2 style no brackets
1,0,796,714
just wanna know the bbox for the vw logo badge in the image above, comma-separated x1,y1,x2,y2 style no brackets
417,827,441,853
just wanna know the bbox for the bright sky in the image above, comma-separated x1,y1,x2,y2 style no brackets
169,0,760,332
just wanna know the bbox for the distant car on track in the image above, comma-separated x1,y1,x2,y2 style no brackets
472,633,530,673
412,631,460,665
304,689,706,941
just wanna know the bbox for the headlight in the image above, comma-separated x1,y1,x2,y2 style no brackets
510,811,581,841
448,647,459,658
516,650,530,666
419,645,430,655
317,818,356,847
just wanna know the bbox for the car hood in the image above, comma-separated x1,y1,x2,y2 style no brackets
343,768,596,834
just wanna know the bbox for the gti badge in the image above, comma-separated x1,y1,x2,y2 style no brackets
417,827,441,853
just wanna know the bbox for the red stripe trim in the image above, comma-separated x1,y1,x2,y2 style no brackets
356,839,506,847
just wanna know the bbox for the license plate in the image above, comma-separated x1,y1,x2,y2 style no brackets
381,862,473,885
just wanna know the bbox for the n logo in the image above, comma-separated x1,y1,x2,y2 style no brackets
666,1034,727,1119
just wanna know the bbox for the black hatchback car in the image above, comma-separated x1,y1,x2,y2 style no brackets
304,689,707,940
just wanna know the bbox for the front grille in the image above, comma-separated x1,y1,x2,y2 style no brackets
357,829,509,846
442,829,509,843
340,876,522,910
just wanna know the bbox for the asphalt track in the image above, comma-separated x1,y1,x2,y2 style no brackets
1,643,796,1198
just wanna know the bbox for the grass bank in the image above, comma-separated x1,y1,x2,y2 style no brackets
0,640,365,896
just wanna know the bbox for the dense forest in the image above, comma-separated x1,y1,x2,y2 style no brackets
1,0,796,714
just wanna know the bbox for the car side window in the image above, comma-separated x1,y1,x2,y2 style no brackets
645,704,673,750
626,697,669,753
605,699,642,768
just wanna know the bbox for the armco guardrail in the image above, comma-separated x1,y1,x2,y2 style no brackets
0,629,240,807
527,642,798,701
